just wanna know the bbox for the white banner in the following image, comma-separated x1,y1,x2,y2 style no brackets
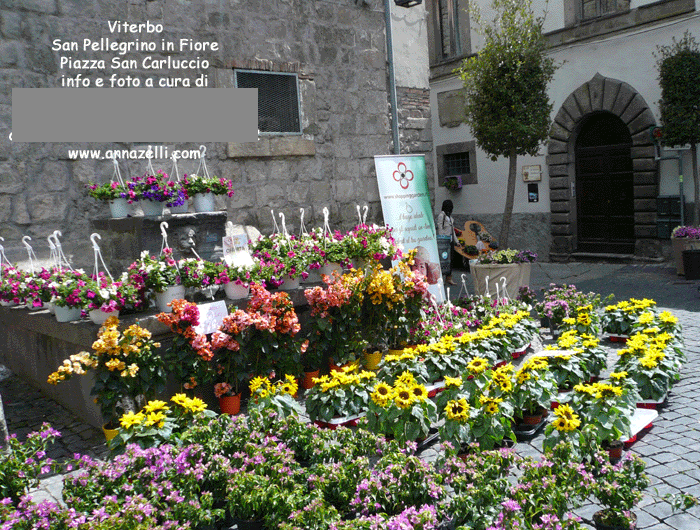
374,154,445,302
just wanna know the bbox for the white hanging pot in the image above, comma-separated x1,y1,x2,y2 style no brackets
193,192,216,213
155,284,186,313
169,201,188,214
109,198,131,218
89,308,119,325
279,276,300,291
54,305,82,323
140,200,165,217
224,282,250,300
320,262,343,277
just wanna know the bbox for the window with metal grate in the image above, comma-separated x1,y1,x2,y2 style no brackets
234,70,302,134
444,151,470,176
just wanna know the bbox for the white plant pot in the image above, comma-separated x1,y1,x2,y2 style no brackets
54,305,82,323
109,198,131,218
155,284,186,313
224,282,250,300
140,200,165,217
169,202,189,214
89,309,119,325
46,301,56,314
279,276,301,291
320,262,343,278
193,192,216,213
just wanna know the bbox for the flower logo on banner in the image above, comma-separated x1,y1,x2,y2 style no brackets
392,162,414,189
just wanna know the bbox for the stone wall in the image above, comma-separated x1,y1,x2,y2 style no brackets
0,0,432,269
397,86,434,199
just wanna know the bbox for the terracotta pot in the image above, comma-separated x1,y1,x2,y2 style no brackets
604,440,624,461
302,369,320,389
219,393,241,415
593,509,636,530
521,411,544,425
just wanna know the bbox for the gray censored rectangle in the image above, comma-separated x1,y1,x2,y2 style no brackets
12,88,258,142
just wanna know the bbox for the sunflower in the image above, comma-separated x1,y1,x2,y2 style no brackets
444,375,463,388
394,387,416,409
144,411,167,428
183,396,207,413
466,357,489,375
516,369,531,385
396,371,416,387
491,371,513,393
410,384,428,401
609,371,628,381
445,398,470,423
371,382,394,406
119,410,145,429
479,395,502,415
143,400,169,414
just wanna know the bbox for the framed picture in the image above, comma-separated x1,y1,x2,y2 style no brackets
522,165,542,182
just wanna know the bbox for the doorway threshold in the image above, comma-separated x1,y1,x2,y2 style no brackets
570,252,635,263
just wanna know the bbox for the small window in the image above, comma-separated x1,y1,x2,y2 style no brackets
234,70,302,135
436,141,477,186
580,0,629,21
444,152,470,176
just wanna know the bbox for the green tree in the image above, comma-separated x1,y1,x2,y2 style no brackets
457,0,556,248
656,31,700,225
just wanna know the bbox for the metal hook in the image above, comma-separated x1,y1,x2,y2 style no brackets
90,233,101,250
160,221,169,239
21,236,31,248
362,205,369,224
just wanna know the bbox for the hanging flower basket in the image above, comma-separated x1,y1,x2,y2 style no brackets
444,175,462,191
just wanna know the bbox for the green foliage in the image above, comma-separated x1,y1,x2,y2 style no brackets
656,31,700,147
457,0,556,159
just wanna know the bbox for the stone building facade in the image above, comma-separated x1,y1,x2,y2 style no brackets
428,0,699,261
0,0,433,267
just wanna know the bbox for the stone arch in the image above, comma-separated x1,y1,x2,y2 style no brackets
547,73,659,259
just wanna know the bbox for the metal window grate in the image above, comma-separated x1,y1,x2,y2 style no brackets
235,70,301,134
444,152,469,176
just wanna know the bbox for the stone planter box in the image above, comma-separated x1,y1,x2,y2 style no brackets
470,262,531,298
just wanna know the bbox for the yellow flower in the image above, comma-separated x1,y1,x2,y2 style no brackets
372,382,394,407
609,371,627,381
249,376,268,394
573,383,596,396
445,398,470,423
466,357,489,375
638,312,655,325
516,369,531,385
524,357,549,371
105,358,122,371
491,371,513,393
639,355,658,369
396,371,416,387
394,387,416,409
594,383,623,399
479,395,502,415
577,313,591,326
563,317,576,325
144,411,167,428
410,384,428,402
551,415,580,432
143,400,169,414
659,311,678,325
444,375,463,388
119,411,145,429
184,396,207,413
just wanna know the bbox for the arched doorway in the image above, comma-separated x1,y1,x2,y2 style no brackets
575,112,635,254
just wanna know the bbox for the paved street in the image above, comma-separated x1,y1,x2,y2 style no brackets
2,260,700,528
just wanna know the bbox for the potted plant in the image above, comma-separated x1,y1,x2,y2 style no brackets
365,371,437,445
128,248,183,312
670,225,700,275
471,249,537,297
305,365,376,424
216,261,259,300
83,274,124,324
511,356,558,425
181,173,234,212
157,299,215,393
86,180,131,218
344,223,402,267
51,270,90,322
602,298,656,339
128,170,183,217
304,271,366,370
444,175,462,191
252,233,312,290
569,380,637,459
591,453,649,530
247,375,303,429
47,315,167,431
109,393,215,452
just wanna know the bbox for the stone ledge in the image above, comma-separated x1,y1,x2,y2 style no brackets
227,137,316,158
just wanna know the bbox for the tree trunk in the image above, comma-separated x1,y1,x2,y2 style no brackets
693,143,699,226
499,149,518,249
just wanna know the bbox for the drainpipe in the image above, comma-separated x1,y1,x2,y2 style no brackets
384,0,400,155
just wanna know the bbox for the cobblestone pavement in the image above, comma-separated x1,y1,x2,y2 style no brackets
2,261,700,528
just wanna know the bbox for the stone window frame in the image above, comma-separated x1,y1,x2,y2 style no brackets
436,141,477,186
234,69,303,136
218,60,316,158
427,0,471,67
